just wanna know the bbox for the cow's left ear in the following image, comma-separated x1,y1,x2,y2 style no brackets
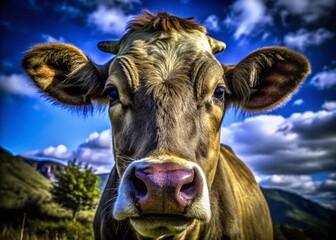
22,43,110,107
223,47,310,112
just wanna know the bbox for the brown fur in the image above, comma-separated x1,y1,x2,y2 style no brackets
224,47,310,112
21,43,110,109
21,11,310,240
126,10,206,33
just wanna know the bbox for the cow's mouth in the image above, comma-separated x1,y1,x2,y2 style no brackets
130,214,194,238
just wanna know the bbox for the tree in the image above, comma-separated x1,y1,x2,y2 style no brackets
52,159,100,222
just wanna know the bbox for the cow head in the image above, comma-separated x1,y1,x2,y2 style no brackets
22,11,310,239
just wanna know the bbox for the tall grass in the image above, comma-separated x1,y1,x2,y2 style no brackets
1,219,94,240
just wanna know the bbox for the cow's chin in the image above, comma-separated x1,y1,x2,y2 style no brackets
130,214,194,239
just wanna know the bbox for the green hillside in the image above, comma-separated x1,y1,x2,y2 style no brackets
262,188,336,239
0,147,52,210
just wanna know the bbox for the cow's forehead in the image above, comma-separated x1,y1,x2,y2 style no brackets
118,30,212,55
107,30,221,91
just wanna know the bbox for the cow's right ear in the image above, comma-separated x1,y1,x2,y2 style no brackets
223,47,310,112
22,43,109,107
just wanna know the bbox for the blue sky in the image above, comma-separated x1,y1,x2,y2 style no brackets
1,0,335,208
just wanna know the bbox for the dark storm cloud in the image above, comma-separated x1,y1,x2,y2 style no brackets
283,28,334,50
204,0,335,48
279,110,336,139
22,0,141,34
275,0,336,24
221,110,336,175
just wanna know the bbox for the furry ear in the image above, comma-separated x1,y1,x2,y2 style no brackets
22,43,109,107
223,47,310,112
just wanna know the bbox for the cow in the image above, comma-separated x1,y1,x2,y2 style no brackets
22,11,310,240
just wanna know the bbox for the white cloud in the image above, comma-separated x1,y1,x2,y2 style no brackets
43,145,72,159
221,110,336,175
259,173,336,209
322,101,336,111
88,6,133,36
75,146,113,168
224,0,273,40
94,165,113,174
276,0,336,23
0,74,38,97
261,175,314,191
310,67,336,89
221,115,293,158
284,28,334,50
293,99,304,106
204,15,220,32
23,130,114,174
75,129,114,169
24,144,73,160
80,130,112,149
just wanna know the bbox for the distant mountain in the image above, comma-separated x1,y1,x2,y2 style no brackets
24,157,65,183
262,187,336,238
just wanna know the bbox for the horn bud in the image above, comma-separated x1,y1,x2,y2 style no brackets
207,36,226,54
97,40,120,54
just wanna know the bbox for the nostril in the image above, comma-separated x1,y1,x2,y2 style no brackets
130,164,201,210
180,181,195,195
130,170,148,198
177,170,200,204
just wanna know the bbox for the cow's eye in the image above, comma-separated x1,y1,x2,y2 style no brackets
212,86,225,101
107,88,119,104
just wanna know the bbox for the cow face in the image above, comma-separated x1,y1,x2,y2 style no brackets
102,29,226,238
22,11,310,240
